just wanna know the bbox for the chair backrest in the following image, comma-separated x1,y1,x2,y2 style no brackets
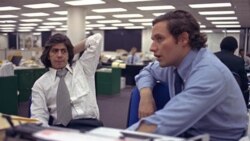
127,82,170,127
232,71,242,88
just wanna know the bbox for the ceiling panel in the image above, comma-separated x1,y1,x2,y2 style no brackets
0,0,249,32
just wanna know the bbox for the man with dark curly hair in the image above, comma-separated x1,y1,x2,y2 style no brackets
31,33,103,132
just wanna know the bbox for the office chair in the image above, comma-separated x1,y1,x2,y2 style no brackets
127,82,170,127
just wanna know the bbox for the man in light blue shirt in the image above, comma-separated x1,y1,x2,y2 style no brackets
128,10,248,141
126,47,141,65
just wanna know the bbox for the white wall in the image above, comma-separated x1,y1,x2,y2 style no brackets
206,33,240,53
0,34,8,49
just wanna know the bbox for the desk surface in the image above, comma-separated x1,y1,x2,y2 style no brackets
33,127,185,141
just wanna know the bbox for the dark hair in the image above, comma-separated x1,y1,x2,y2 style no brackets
220,36,238,52
40,33,74,68
153,10,207,50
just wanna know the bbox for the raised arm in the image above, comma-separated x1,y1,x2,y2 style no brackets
73,39,87,54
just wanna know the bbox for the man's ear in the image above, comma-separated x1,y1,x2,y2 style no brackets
178,32,189,46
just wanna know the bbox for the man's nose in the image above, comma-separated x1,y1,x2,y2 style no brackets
150,42,157,52
56,50,63,56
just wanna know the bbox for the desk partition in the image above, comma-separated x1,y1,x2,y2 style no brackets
14,67,47,102
95,68,121,95
0,76,18,115
121,65,145,86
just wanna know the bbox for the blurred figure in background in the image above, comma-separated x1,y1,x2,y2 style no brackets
126,47,141,65
215,36,249,108
239,49,250,70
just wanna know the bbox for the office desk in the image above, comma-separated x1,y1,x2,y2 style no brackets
95,68,121,95
33,127,186,141
14,67,46,102
121,64,145,86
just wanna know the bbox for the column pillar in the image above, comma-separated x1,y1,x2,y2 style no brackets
67,6,87,45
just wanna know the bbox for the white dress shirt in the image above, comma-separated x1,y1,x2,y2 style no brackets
31,34,102,126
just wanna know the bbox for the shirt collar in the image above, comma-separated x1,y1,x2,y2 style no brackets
49,64,73,81
176,49,198,81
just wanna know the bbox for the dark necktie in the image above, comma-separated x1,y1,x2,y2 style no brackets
56,69,72,126
174,69,183,95
131,55,134,64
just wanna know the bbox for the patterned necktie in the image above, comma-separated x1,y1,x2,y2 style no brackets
174,69,183,95
56,68,72,126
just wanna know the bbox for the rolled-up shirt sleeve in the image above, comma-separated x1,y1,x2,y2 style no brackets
31,81,50,127
135,61,168,90
130,65,227,136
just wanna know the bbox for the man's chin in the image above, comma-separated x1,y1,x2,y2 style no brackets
159,62,171,68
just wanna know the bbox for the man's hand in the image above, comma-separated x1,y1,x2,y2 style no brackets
139,88,156,119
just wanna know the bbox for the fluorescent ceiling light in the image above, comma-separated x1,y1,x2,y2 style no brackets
55,28,67,31
112,23,134,26
21,12,49,17
113,14,143,18
0,6,20,11
141,23,152,26
36,29,50,31
206,17,237,20
97,20,121,23
54,11,67,15
33,32,41,35
65,0,105,6
215,25,241,28
86,15,105,20
24,3,59,9
1,30,14,32
0,24,15,27
20,19,43,22
99,27,118,30
0,15,18,18
153,13,165,16
86,21,90,24
61,25,67,28
43,22,63,25
199,11,235,15
137,5,175,11
189,3,231,8
200,30,213,33
19,23,38,26
0,27,15,30
86,27,93,30
211,21,239,24
92,8,127,13
125,26,144,29
129,19,153,22
18,29,31,32
18,27,34,29
86,31,90,34
200,25,206,28
0,20,16,23
47,17,67,21
222,30,240,33
86,24,105,27
39,26,55,29
119,0,157,2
